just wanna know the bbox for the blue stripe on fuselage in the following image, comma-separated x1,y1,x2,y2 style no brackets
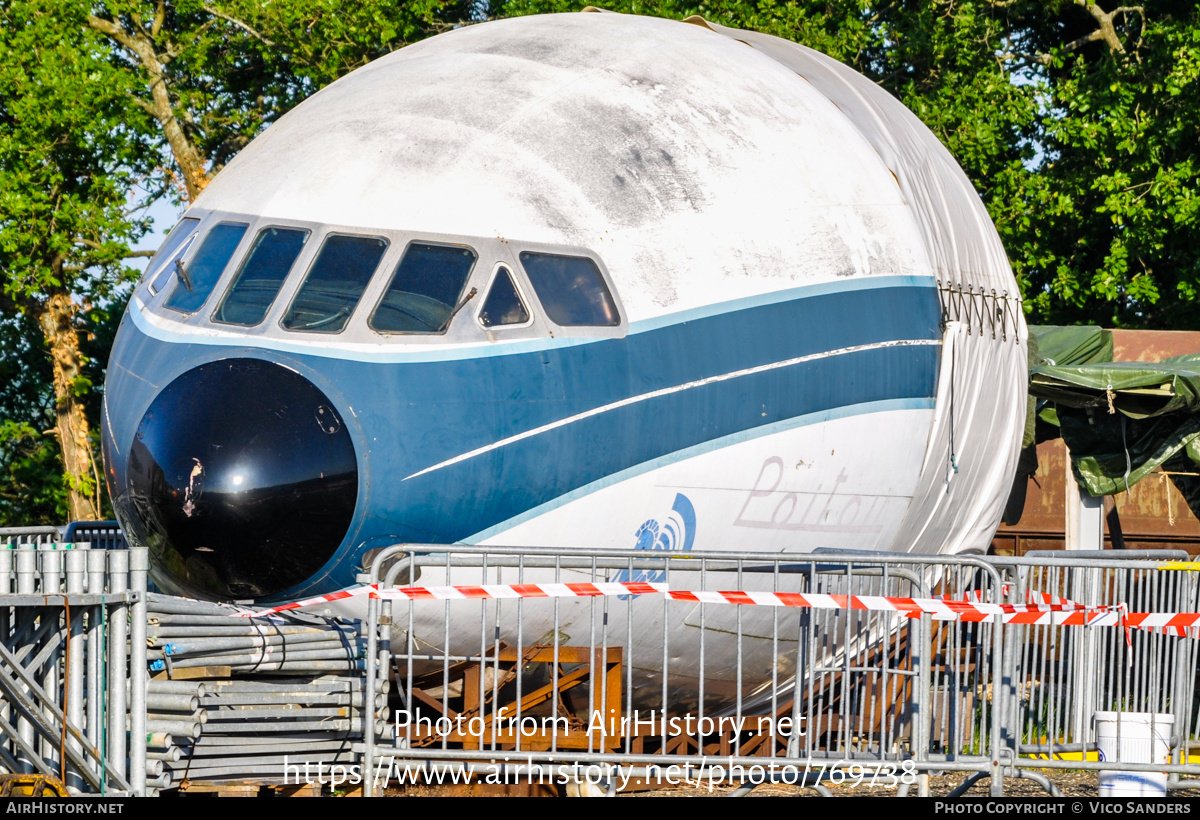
356,283,941,469
466,396,935,543
125,274,938,363
111,279,942,598
383,342,939,541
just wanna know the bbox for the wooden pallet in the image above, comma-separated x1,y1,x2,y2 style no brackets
174,780,324,797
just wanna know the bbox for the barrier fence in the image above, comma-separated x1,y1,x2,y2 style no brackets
356,545,1200,797
997,552,1200,792
4,528,1199,797
0,531,148,796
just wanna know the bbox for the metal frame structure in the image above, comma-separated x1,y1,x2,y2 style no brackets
8,529,1199,797
359,545,1200,797
0,535,148,796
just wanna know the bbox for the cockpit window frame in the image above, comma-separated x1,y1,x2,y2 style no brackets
367,239,480,336
517,250,621,328
475,262,535,332
506,240,626,340
142,216,201,296
211,225,313,328
279,231,391,335
138,209,627,345
162,220,252,316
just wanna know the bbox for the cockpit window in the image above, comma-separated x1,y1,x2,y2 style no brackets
214,227,309,326
145,217,200,295
281,234,387,333
369,242,477,334
479,266,530,328
519,252,619,327
163,222,249,313
149,234,198,297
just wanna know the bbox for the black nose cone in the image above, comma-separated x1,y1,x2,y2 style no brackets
117,359,358,600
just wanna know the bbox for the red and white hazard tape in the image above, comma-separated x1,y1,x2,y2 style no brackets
934,588,1200,638
938,586,1088,611
664,590,1091,622
234,585,373,618
1123,611,1200,633
234,582,1199,640
235,581,667,619
374,580,668,601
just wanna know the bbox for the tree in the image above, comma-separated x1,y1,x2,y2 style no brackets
0,0,469,526
1003,1,1200,329
4,0,1194,525
0,1,155,523
0,310,66,524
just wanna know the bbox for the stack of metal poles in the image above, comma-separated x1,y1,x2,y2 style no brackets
148,593,366,675
145,593,390,788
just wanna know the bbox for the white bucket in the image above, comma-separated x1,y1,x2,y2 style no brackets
1095,711,1174,797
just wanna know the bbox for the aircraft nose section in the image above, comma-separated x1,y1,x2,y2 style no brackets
116,359,358,600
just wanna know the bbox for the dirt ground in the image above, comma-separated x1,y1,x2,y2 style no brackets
638,770,1200,797
637,770,1101,797
392,769,1200,797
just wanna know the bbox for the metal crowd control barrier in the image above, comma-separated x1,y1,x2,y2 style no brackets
0,527,61,547
358,546,1008,796
7,529,1194,797
0,534,149,796
993,551,1200,792
63,522,128,553
357,545,1200,797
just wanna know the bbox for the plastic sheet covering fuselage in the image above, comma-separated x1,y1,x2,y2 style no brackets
691,18,1028,555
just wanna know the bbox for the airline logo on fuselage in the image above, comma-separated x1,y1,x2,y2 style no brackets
615,493,695,593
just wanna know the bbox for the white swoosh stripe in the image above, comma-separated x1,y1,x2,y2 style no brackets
403,338,939,481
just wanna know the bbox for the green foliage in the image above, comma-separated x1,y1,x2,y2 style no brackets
1021,2,1200,328
0,2,150,301
2,0,1197,525
0,0,471,526
0,421,67,526
0,279,127,526
86,0,474,190
0,312,63,526
0,0,152,525
216,0,469,79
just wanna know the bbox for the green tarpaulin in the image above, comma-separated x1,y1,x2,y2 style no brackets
1026,327,1200,511
1031,324,1113,368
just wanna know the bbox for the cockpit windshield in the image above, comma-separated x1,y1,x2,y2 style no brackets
281,234,388,333
369,242,477,334
163,222,248,314
145,217,200,295
214,227,310,326
479,266,530,328
143,211,624,341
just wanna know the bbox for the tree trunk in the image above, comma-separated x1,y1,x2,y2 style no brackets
37,291,101,522
86,14,210,200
